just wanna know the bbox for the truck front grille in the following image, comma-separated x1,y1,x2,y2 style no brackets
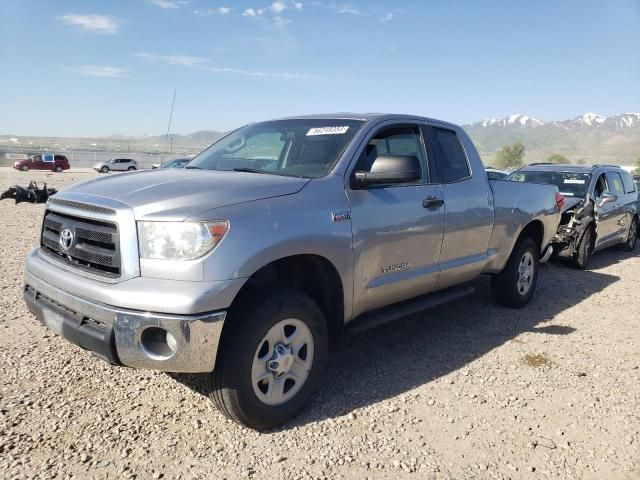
41,210,121,277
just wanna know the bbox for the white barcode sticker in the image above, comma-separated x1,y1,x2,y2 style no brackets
306,126,350,136
564,179,586,184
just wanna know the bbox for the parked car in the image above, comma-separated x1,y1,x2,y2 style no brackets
13,154,70,172
507,164,638,269
93,158,138,173
151,157,191,169
24,113,562,430
485,167,509,180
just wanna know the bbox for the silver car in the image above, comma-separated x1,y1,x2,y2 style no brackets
93,158,138,173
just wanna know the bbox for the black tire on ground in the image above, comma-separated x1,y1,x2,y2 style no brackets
617,217,637,252
20,165,29,171
572,224,594,270
206,288,329,431
100,166,109,173
491,236,539,309
54,166,63,172
127,166,136,171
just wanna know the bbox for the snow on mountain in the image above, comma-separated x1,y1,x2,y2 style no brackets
574,112,606,126
470,112,639,130
604,113,640,130
473,114,544,128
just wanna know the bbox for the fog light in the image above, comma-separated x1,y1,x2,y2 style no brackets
140,327,177,360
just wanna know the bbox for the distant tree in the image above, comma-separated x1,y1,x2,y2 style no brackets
576,158,586,165
494,141,526,169
546,153,570,164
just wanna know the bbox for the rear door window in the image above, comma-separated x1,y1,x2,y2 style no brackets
429,127,470,183
621,172,636,194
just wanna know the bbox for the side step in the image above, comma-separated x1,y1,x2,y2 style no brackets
345,284,475,335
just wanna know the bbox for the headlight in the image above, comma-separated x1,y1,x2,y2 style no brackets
137,221,228,260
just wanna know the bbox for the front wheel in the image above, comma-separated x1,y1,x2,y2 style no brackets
492,237,539,308
618,217,637,252
100,166,109,173
572,225,594,269
206,288,328,431
20,165,29,172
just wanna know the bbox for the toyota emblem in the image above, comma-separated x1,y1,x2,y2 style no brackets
59,228,74,251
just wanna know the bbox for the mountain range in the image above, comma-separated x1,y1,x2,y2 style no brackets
463,112,640,165
1,112,639,165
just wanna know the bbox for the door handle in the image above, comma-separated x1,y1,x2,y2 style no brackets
423,196,444,209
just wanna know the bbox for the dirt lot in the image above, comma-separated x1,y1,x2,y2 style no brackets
1,167,639,479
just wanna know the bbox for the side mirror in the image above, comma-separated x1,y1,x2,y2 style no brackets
598,192,618,207
354,155,421,188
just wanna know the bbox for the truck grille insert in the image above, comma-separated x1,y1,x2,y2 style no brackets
41,210,121,277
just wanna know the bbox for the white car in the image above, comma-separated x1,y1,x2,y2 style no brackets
93,158,138,173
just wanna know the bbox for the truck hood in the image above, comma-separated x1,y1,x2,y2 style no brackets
63,169,309,220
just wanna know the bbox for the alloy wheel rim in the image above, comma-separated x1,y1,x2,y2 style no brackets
517,251,534,295
251,318,314,406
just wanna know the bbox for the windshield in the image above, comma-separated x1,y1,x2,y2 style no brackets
507,170,592,197
187,119,364,178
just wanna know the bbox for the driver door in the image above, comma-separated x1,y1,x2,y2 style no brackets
347,123,445,317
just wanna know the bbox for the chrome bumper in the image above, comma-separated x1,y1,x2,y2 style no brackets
24,269,226,373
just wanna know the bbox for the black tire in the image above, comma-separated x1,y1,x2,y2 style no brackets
54,166,63,172
572,225,594,269
492,236,539,308
20,165,29,172
206,288,329,431
127,166,136,171
100,166,109,173
618,217,637,252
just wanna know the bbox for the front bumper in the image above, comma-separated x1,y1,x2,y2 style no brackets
24,269,226,373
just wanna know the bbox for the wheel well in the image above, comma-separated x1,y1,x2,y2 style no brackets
518,220,544,251
233,255,345,350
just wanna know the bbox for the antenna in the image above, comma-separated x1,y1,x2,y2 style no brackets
163,89,177,161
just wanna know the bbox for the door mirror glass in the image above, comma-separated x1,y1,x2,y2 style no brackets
598,192,618,207
355,155,421,187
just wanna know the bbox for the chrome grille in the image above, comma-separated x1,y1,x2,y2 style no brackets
41,210,121,277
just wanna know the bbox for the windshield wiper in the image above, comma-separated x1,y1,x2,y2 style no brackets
184,165,203,169
232,167,266,174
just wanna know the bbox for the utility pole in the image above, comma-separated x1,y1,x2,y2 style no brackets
164,89,177,161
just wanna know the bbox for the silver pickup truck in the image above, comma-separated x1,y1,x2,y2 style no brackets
24,114,562,430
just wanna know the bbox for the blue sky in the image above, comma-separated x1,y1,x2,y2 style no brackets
1,0,639,136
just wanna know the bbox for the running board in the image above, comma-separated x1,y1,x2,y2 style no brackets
345,284,475,335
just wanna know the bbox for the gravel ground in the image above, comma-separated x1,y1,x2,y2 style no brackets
1,167,639,480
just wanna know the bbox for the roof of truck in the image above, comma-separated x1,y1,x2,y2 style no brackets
271,112,460,128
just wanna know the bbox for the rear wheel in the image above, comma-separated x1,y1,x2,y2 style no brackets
206,288,328,431
100,166,109,173
573,225,594,269
618,217,637,252
492,237,539,308
20,165,29,172
54,165,63,172
127,166,136,171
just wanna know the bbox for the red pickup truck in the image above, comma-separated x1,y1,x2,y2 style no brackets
13,154,70,172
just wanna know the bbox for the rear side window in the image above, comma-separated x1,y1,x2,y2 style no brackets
431,127,470,183
605,171,624,195
621,172,636,194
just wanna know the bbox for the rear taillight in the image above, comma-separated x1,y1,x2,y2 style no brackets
555,193,565,211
